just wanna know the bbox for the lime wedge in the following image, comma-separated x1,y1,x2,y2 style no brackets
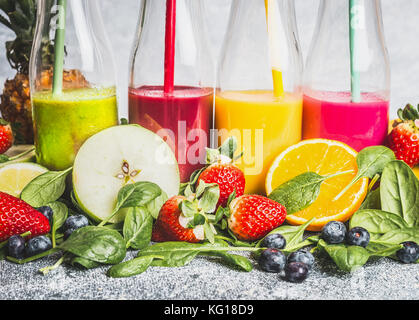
0,162,48,197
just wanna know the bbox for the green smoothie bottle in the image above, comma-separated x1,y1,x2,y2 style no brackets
29,0,118,170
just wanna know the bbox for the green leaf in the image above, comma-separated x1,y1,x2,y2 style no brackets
123,207,153,250
269,172,326,214
137,241,262,268
59,226,126,264
349,209,409,234
380,160,419,227
359,188,381,210
365,242,402,257
317,239,370,272
107,256,155,278
218,136,238,160
206,252,253,272
335,146,395,200
198,184,220,213
377,227,419,244
0,246,6,261
20,167,72,207
0,154,9,163
256,218,315,250
48,201,68,247
204,222,215,244
116,182,162,211
179,199,198,218
187,214,206,228
145,191,168,220
71,256,100,270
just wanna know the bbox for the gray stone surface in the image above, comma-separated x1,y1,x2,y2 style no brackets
1,250,418,300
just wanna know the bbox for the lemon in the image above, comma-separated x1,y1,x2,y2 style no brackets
0,162,48,197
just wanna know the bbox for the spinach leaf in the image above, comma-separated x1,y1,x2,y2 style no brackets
376,227,419,244
48,201,69,248
380,160,419,227
146,191,168,219
335,146,395,200
123,207,153,250
205,252,253,272
138,241,262,268
269,172,350,214
0,246,6,261
359,188,381,210
71,256,100,269
20,167,72,207
98,182,162,226
349,209,409,234
59,226,126,264
116,182,162,210
107,256,155,278
365,242,402,257
317,239,370,272
256,218,315,251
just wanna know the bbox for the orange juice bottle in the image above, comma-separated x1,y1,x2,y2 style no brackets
215,0,303,194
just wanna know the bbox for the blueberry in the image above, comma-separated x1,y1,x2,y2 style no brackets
7,235,25,259
287,250,315,270
321,221,347,244
396,242,419,264
25,236,52,257
63,215,89,232
346,227,370,247
258,249,286,273
284,262,309,283
37,206,54,225
263,233,286,249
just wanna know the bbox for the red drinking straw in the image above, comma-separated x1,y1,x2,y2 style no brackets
164,0,176,95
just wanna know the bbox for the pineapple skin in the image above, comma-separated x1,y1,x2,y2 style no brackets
0,73,32,144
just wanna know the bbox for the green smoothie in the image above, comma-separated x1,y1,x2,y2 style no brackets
33,87,118,170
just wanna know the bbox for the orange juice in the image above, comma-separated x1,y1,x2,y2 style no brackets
215,90,302,194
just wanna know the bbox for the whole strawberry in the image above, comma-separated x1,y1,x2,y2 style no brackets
228,195,286,241
0,192,50,242
194,137,245,207
387,104,419,167
198,163,245,208
152,182,220,243
0,119,13,154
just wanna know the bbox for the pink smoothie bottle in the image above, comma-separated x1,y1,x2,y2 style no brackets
128,0,214,182
303,0,390,151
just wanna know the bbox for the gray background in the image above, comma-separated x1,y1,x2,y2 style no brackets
0,0,418,118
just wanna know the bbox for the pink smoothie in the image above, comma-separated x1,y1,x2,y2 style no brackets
303,91,389,151
129,86,213,182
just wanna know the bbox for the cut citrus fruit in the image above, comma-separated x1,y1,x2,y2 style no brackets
265,139,369,231
0,162,48,197
413,166,419,179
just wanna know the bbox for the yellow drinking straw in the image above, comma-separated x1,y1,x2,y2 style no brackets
264,0,284,97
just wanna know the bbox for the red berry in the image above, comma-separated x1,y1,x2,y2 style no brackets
228,195,287,241
0,192,50,242
387,123,419,167
0,121,13,154
198,163,245,207
152,196,201,243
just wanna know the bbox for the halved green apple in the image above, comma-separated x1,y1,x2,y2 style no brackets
73,125,179,223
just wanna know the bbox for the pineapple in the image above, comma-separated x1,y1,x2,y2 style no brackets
0,0,88,144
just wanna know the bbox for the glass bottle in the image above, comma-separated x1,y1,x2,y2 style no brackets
30,0,118,171
303,0,390,151
216,0,303,194
129,0,214,183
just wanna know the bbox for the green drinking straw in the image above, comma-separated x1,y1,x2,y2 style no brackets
52,0,67,96
349,0,361,103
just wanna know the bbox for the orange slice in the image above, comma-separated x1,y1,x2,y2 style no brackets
413,166,419,179
265,139,369,231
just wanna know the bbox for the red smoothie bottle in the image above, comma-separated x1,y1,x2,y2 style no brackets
128,0,214,182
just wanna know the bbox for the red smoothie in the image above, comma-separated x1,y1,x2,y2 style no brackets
129,86,213,182
303,91,389,151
